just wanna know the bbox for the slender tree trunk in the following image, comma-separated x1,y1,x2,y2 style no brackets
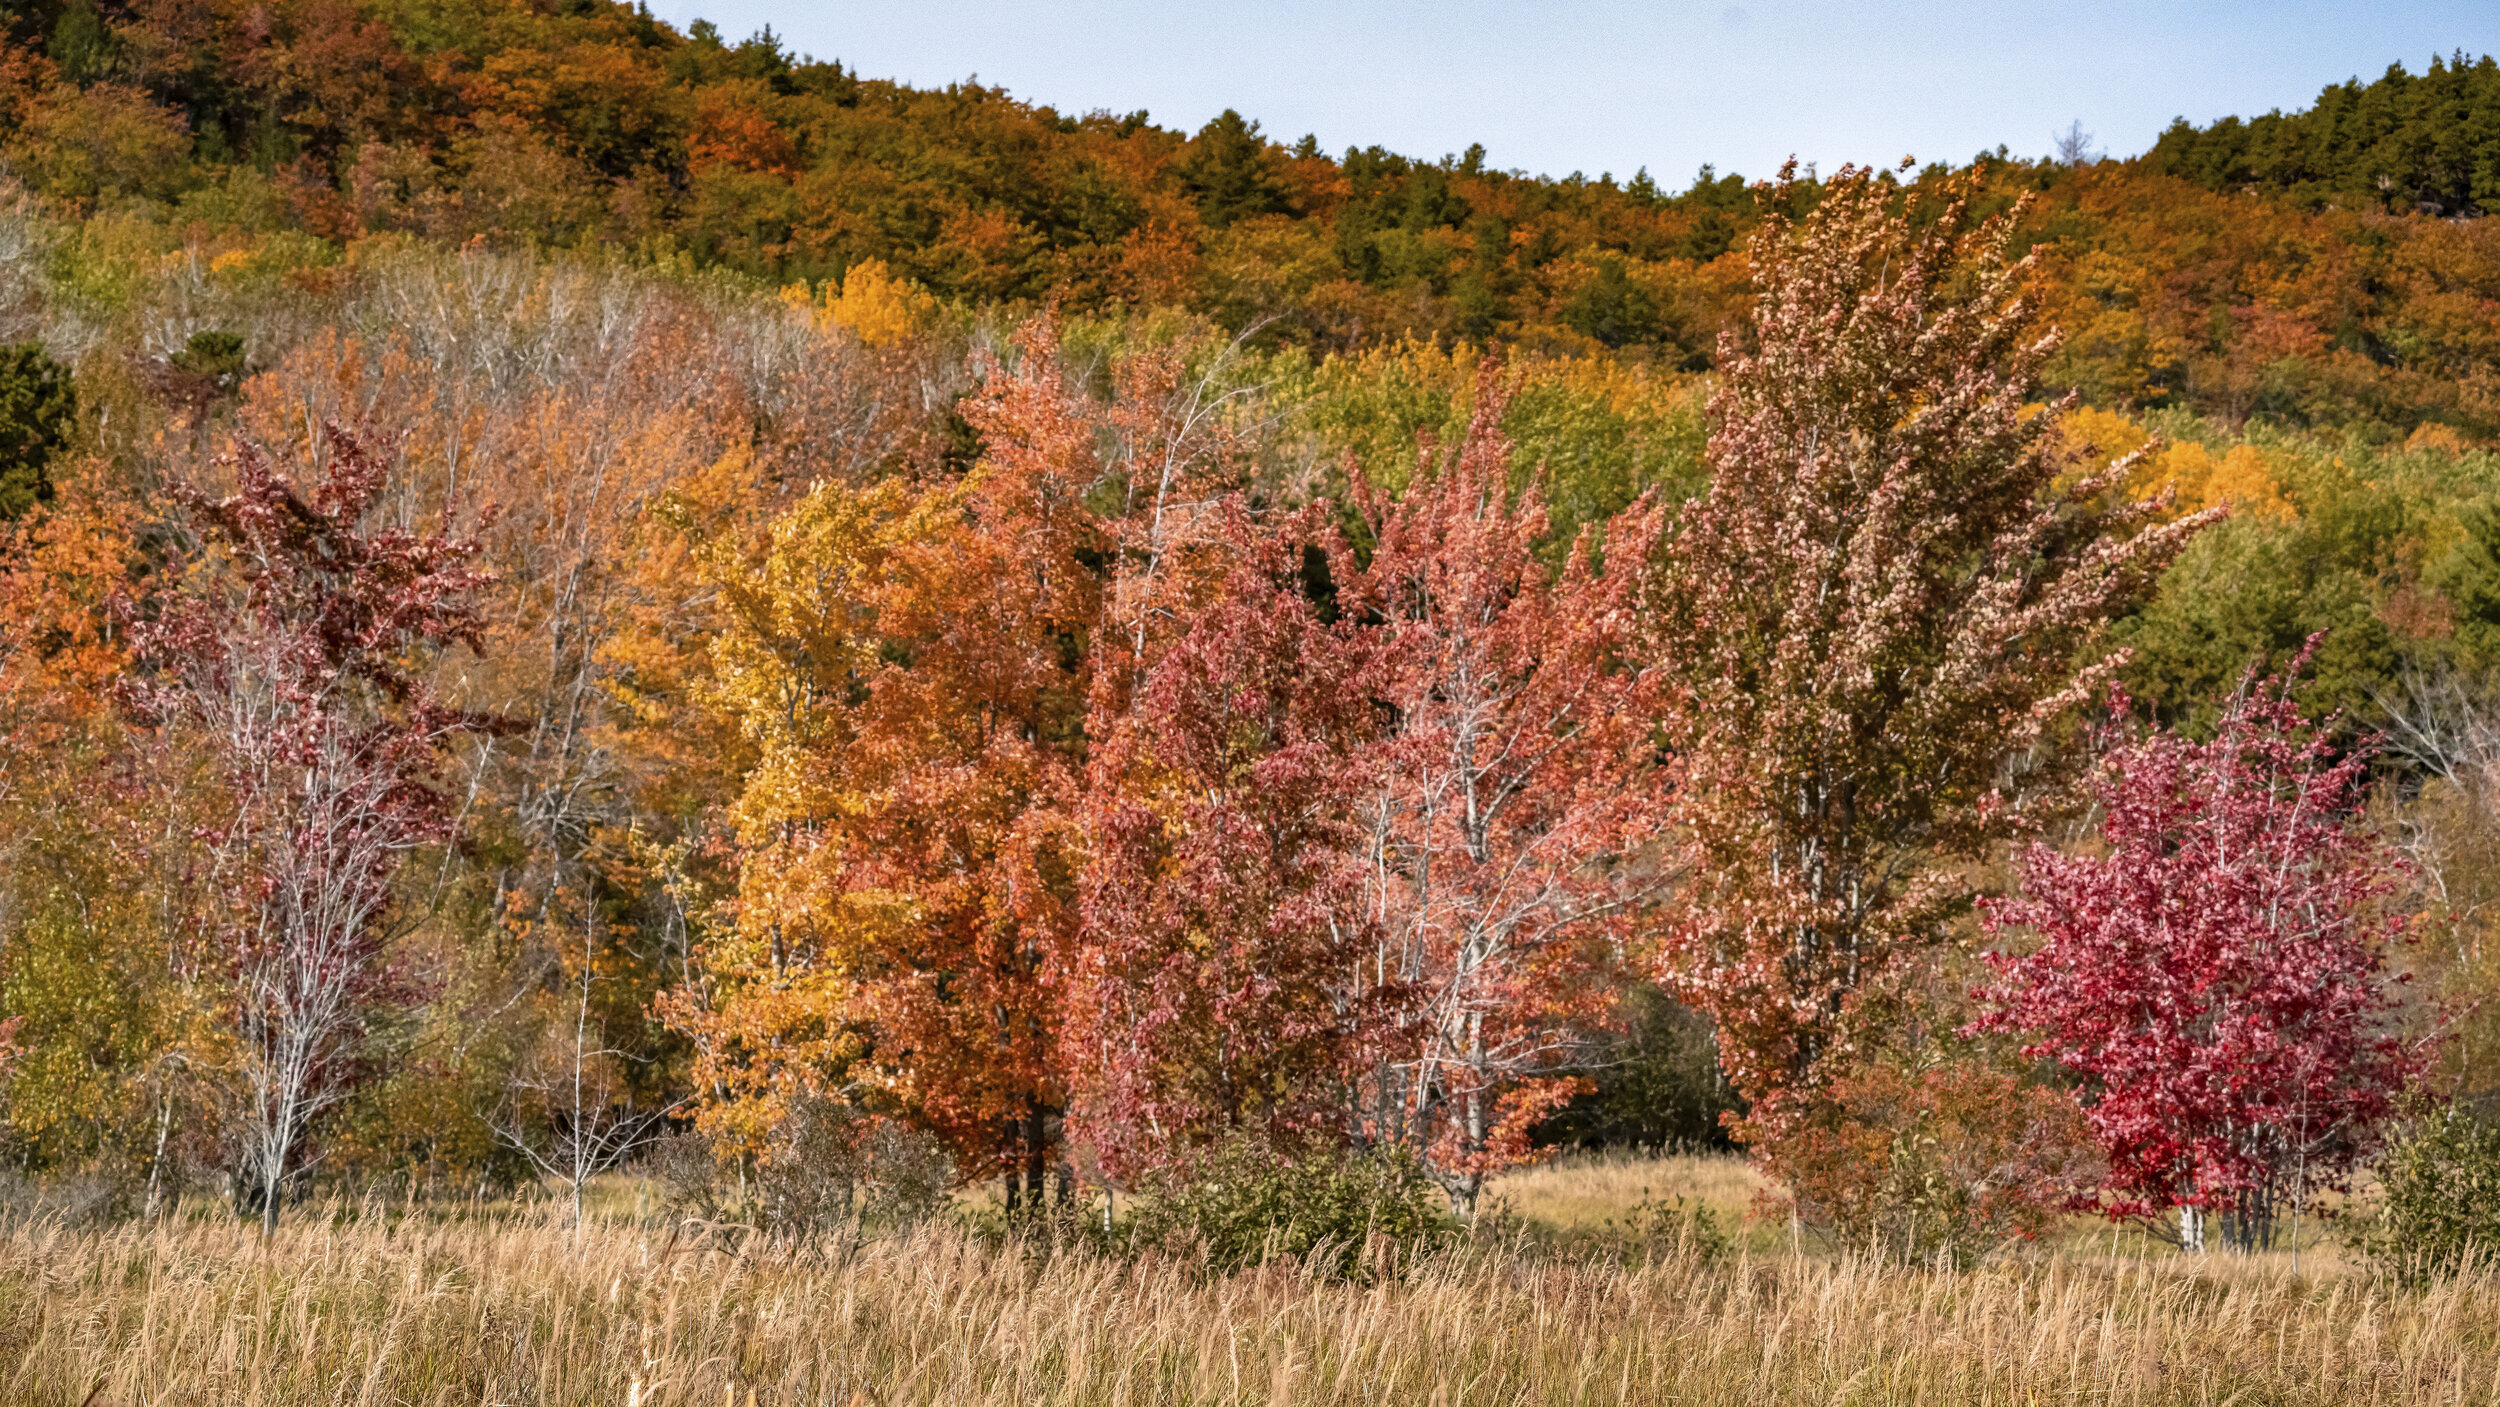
144,1085,175,1220
1024,1099,1048,1211
570,905,594,1233
260,1122,288,1239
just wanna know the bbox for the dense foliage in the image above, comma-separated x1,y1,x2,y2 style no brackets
0,341,70,519
1123,1135,1452,1279
1977,666,2418,1252
2358,1108,2500,1280
0,2,2486,1262
2147,52,2500,217
1648,162,2198,1129
0,5,2487,437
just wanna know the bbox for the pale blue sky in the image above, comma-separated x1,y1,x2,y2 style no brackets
646,2,2498,187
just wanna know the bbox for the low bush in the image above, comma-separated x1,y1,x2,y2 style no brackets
1758,1056,2100,1267
1125,1135,1453,1279
2357,1107,2500,1282
652,1096,953,1237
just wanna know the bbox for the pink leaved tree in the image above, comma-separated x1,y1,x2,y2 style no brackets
1345,364,1672,1215
123,427,500,1234
1645,163,2205,1139
1973,657,2419,1253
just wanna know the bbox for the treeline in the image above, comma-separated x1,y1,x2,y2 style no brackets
2148,51,2500,217
0,4,2492,439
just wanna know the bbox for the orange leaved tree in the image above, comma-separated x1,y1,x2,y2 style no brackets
678,325,1103,1207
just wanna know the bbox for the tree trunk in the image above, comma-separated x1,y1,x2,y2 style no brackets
259,1138,285,1239
1023,1100,1048,1211
144,1086,175,1221
2222,1184,2274,1254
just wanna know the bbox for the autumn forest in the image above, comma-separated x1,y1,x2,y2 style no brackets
1,3,2499,1400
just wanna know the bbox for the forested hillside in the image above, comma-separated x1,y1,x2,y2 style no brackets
0,0,2495,1256
0,1,2493,427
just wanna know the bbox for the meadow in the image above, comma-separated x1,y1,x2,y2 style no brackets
1,1154,2489,1407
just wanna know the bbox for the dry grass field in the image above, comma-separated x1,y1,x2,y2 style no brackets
1483,1147,1766,1236
1,1154,2492,1406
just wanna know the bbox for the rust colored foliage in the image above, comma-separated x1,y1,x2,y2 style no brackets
1344,363,1672,1210
0,456,136,760
1647,163,2211,1135
1754,1056,2101,1263
682,324,1101,1192
1063,353,1677,1207
1068,505,1383,1180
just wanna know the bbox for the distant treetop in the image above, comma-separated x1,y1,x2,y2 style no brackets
2148,52,2500,215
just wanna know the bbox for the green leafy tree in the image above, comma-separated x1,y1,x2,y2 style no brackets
2113,461,2407,730
2149,53,2500,216
1179,110,1293,229
2361,1109,2500,1281
0,344,74,523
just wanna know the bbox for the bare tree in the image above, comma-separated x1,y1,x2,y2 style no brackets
491,899,681,1230
2054,120,2101,169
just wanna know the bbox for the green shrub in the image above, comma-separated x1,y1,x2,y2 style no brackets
0,342,74,521
1616,1191,1729,1263
1127,1135,1454,1279
169,330,247,392
2358,1109,2500,1282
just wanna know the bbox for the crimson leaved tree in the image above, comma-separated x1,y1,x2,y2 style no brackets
1062,330,1373,1183
1974,664,2419,1253
1648,162,2207,1134
123,427,497,1234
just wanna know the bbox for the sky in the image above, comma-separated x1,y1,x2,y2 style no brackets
642,1,2497,188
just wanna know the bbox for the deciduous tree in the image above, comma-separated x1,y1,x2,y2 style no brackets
1648,162,2206,1135
122,426,499,1234
1347,364,1671,1212
1974,662,2420,1252
681,325,1100,1207
1068,507,1381,1179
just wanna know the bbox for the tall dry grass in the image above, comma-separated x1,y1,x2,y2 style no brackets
4,1193,2496,1406
1486,1147,1763,1232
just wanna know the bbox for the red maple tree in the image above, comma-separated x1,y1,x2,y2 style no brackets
122,426,500,1233
1346,364,1671,1213
1973,660,2420,1252
1067,506,1384,1180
